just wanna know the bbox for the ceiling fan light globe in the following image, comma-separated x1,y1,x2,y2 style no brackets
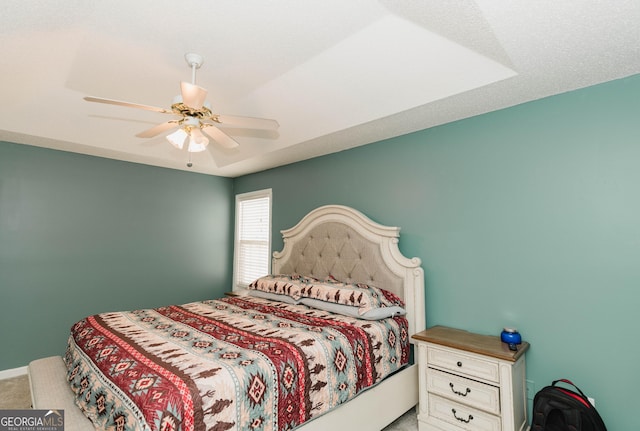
166,128,188,149
187,139,208,153
188,128,209,152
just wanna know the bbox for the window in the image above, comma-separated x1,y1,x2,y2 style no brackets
233,189,272,290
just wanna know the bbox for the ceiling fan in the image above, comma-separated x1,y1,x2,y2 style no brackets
84,53,279,154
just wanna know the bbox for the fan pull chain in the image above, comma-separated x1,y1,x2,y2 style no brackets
187,151,193,168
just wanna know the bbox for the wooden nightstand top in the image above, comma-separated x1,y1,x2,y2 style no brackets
412,325,529,362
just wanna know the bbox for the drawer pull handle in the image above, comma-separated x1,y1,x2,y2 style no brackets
452,409,473,424
456,361,462,367
449,382,471,397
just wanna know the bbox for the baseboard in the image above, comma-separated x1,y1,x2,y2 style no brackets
0,365,28,380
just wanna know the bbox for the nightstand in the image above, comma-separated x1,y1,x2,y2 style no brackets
412,326,530,431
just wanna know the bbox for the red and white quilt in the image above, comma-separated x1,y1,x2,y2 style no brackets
65,296,409,431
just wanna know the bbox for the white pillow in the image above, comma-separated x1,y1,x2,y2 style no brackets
300,298,405,320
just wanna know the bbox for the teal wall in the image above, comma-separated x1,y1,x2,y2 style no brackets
0,142,234,370
1,74,638,429
234,74,640,430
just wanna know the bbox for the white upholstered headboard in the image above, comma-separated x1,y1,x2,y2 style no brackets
272,205,426,338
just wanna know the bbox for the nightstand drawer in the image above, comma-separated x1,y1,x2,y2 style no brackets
427,368,500,415
428,346,500,383
428,393,501,431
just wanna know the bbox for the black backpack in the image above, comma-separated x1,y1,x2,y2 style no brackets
532,379,607,431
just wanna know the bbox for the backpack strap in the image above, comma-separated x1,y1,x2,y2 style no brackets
552,379,591,407
531,398,553,430
532,404,582,430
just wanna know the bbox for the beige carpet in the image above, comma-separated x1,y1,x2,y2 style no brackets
0,374,417,430
0,374,31,409
382,407,418,431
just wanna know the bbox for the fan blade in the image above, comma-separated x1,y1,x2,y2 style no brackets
202,124,240,149
215,115,279,130
135,121,178,138
84,96,171,114
180,82,207,109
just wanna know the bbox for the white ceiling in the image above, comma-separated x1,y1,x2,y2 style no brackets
1,1,639,177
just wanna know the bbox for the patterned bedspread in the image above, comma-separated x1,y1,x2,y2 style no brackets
65,296,409,431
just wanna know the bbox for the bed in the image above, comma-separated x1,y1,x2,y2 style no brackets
30,204,425,431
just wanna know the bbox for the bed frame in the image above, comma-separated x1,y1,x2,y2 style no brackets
29,204,425,431
272,204,425,430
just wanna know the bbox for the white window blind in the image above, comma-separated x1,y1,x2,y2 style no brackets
234,190,271,289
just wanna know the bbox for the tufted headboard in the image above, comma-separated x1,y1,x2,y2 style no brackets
272,205,425,337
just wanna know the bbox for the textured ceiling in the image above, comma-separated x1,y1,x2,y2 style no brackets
1,1,639,177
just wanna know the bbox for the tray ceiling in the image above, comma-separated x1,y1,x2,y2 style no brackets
1,1,639,177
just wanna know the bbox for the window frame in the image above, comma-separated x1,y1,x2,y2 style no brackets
232,188,272,291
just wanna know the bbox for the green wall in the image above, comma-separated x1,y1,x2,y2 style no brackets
1,74,638,429
234,74,640,430
0,143,234,370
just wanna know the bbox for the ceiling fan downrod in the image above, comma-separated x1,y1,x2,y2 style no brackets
184,53,203,85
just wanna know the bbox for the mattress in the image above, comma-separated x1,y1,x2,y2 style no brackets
64,295,409,431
